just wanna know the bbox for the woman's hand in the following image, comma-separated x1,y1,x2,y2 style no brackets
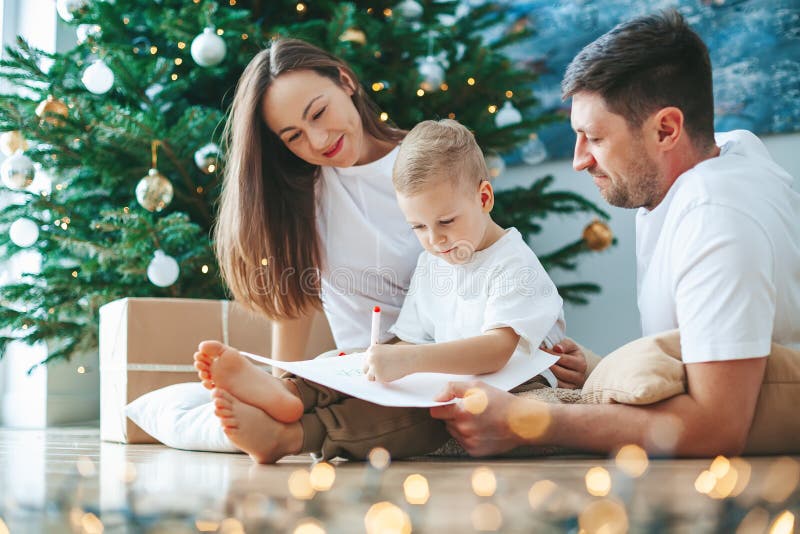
544,338,587,389
363,344,416,382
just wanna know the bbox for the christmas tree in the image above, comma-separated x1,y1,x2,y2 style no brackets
0,0,610,365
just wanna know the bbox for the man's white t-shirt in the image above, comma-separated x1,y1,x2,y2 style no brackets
316,146,422,349
636,130,800,362
389,228,566,385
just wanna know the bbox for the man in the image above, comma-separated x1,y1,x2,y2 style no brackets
430,9,800,456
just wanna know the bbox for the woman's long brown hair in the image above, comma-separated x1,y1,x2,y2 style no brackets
216,38,404,319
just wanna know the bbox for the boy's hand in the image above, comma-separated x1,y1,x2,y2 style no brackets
543,338,587,389
363,344,414,382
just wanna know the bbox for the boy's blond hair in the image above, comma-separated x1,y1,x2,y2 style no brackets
393,119,488,195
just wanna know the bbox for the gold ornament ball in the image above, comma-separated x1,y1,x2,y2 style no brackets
583,220,613,251
35,95,69,126
339,28,367,45
0,131,28,156
135,168,174,212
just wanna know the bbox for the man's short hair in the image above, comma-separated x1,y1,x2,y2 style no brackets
562,9,715,150
393,119,487,196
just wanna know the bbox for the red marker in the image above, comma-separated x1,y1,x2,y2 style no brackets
370,306,381,346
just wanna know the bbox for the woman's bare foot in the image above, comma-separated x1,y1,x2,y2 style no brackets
194,340,303,423
212,388,303,464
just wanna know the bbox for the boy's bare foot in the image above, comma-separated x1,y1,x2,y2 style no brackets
193,340,303,423
212,388,303,464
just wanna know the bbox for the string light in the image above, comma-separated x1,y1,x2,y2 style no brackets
585,467,612,496
123,16,130,24
467,77,476,85
372,82,384,92
241,33,248,40
416,89,425,97
471,467,497,497
196,186,204,193
171,74,178,81
77,366,86,374
201,265,209,274
488,105,498,113
150,46,158,55
505,90,513,98
261,258,269,266
216,29,224,35
440,83,449,91
379,112,389,121
403,474,430,505
296,2,307,13
72,271,78,278
229,0,236,4
383,8,393,17
448,112,456,119
178,41,186,49
174,58,182,65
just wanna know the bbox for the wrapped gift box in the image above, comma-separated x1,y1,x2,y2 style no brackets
99,297,334,443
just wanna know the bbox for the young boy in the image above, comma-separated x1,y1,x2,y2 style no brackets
193,119,565,461
363,119,565,384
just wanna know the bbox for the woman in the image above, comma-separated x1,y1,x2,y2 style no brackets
208,38,586,462
216,38,416,360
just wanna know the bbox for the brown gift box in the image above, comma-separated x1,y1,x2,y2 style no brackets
99,297,335,444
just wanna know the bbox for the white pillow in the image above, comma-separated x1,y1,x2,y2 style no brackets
125,382,241,453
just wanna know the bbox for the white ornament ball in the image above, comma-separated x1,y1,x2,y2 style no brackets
56,0,89,22
495,101,522,128
147,250,180,287
521,133,548,166
396,0,423,19
418,56,445,91
194,143,220,174
191,28,227,68
1,150,35,190
76,24,102,45
9,218,39,248
82,60,115,95
485,152,506,179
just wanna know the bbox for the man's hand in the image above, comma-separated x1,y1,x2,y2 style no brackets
429,381,551,456
363,344,415,382
544,338,588,389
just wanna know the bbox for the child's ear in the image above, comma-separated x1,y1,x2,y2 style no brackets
479,179,495,213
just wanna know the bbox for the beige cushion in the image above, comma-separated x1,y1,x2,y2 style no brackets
582,329,800,455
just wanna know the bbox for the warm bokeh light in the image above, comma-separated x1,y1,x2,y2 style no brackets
364,502,411,534
403,474,430,505
769,511,795,534
645,414,683,454
310,462,336,491
467,77,476,85
694,470,716,495
729,458,752,497
471,503,503,531
380,112,389,122
417,89,425,97
709,456,731,478
507,400,550,439
219,518,245,534
487,105,497,113
709,464,739,500
736,507,769,534
472,467,497,497
368,447,391,470
76,456,96,477
463,388,489,415
578,498,629,534
528,480,557,509
761,457,800,504
585,467,612,497
294,519,326,534
195,520,219,532
81,513,104,534
296,3,307,13
615,444,649,478
288,469,316,500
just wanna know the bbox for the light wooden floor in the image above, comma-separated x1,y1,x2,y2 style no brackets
0,428,797,533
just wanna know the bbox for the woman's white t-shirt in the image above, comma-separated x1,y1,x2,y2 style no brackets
316,146,422,348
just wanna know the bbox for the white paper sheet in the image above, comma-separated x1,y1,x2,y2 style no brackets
240,349,559,408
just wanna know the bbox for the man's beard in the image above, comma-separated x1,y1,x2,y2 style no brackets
598,153,661,210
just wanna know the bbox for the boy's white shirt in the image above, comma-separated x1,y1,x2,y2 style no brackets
390,227,565,387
